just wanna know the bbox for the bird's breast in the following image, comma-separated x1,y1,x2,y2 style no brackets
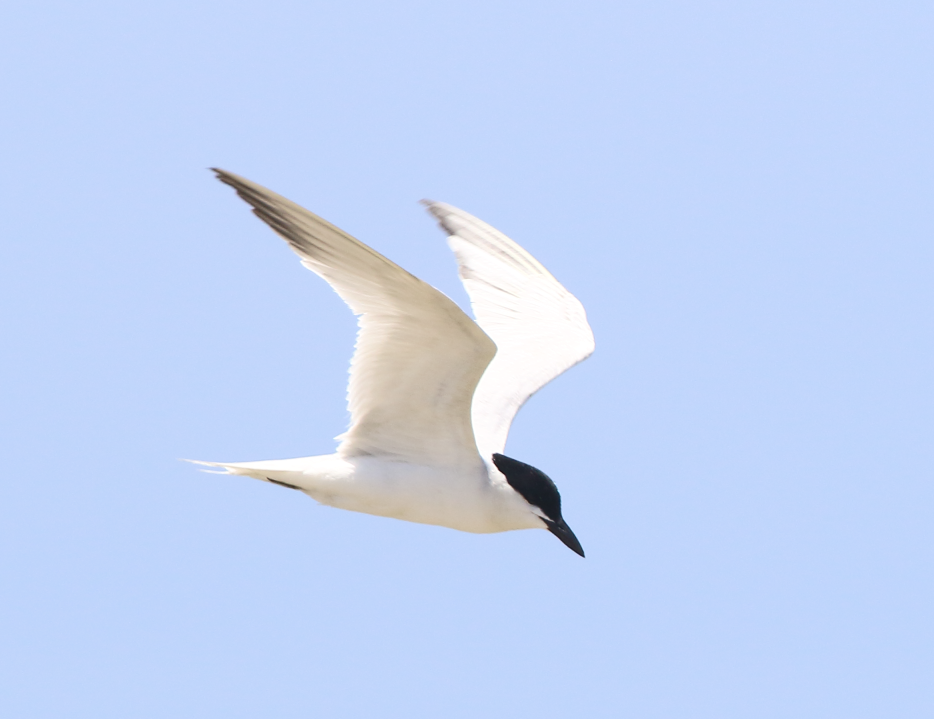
301,455,539,534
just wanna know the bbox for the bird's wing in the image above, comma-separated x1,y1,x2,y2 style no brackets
423,201,595,458
214,170,496,468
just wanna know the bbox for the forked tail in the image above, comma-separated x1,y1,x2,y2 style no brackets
183,458,310,491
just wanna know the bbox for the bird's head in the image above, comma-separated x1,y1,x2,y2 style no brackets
492,453,584,557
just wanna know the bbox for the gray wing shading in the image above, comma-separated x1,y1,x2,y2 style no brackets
214,170,496,468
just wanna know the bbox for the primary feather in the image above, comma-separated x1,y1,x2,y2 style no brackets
214,170,496,468
422,201,595,458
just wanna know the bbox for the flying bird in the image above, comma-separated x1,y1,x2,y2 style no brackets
193,170,595,556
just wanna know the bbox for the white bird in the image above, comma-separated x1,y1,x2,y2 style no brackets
193,170,595,556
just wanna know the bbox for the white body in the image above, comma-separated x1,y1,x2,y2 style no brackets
194,171,594,538
212,454,544,533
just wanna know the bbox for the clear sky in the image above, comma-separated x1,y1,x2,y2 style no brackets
1,1,931,717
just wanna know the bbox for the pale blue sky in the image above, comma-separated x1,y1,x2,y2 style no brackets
1,1,932,717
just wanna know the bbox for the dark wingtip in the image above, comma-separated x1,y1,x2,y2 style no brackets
421,199,444,222
210,170,257,204
211,168,245,188
211,168,235,184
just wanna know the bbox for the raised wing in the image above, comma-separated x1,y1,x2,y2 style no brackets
214,170,496,467
423,201,594,459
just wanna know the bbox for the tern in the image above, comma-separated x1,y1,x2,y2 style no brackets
193,170,595,556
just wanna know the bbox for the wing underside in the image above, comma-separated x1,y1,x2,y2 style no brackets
214,171,496,468
423,201,595,458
